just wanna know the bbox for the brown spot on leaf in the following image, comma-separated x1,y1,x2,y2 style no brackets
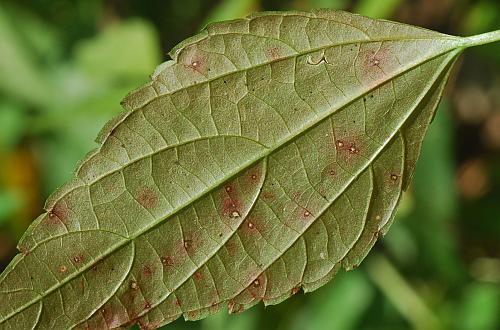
300,209,313,221
369,57,380,67
247,165,262,184
262,191,275,200
348,145,359,154
161,256,174,267
137,187,158,209
244,272,267,301
249,171,261,184
386,172,402,187
186,310,199,320
228,301,245,314
240,217,262,236
142,265,154,278
184,51,208,74
58,265,67,273
53,201,68,221
224,239,238,256
46,201,69,225
130,281,139,290
73,254,84,264
360,46,393,85
266,47,282,61
193,271,203,281
221,197,242,218
223,183,239,198
291,286,301,295
335,138,362,158
144,302,151,309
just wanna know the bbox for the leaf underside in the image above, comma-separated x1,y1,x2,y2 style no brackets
0,9,464,330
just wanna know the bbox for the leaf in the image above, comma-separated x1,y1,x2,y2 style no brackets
74,19,161,79
0,4,53,107
0,9,498,330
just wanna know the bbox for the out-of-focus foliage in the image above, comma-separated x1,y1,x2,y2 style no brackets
0,0,499,329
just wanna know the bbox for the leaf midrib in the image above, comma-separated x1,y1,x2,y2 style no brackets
1,38,461,325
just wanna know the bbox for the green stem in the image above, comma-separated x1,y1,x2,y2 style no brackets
366,254,442,330
464,29,500,47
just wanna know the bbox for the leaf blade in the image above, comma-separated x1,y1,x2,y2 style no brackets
0,10,469,329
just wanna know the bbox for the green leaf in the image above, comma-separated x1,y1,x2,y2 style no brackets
0,4,53,107
0,10,498,329
74,19,160,79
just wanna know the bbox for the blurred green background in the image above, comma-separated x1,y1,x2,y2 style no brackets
0,0,499,329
